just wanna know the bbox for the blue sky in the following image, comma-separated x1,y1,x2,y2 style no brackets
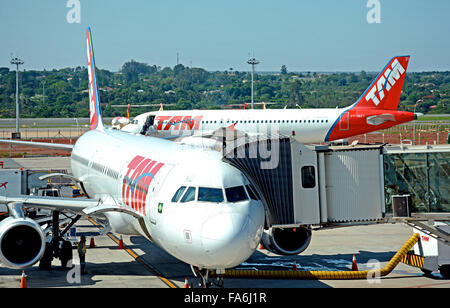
1,0,449,72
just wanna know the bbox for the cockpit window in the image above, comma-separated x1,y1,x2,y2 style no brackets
225,186,248,203
180,187,196,203
198,187,224,203
171,186,186,202
245,184,260,201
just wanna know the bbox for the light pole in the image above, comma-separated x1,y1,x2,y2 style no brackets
413,99,422,145
247,57,259,109
10,57,24,138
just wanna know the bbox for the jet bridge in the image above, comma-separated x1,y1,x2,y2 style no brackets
222,137,386,228
222,136,386,255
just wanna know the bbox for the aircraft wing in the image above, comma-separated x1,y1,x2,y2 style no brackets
0,195,99,213
192,125,262,142
0,139,73,150
0,195,145,218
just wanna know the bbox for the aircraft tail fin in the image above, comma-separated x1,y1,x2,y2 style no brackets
86,27,105,131
353,56,410,110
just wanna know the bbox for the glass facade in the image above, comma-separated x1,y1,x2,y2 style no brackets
384,151,450,213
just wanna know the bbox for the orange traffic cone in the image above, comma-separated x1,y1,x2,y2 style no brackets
184,277,190,288
20,270,27,288
292,259,297,271
89,237,96,248
118,236,124,249
351,254,358,271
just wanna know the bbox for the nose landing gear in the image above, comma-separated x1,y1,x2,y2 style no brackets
190,266,224,288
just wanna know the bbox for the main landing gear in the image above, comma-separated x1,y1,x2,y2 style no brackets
39,211,81,270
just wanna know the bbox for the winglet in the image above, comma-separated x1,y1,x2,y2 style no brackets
86,27,104,131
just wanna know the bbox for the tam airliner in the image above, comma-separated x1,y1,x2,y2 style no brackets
122,56,416,144
0,28,265,286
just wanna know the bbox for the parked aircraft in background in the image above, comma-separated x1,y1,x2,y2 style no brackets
120,56,416,144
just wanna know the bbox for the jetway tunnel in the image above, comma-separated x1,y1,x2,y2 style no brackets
222,137,295,227
222,136,387,229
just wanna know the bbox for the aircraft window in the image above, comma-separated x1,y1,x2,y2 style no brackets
245,184,260,201
301,166,316,189
180,187,196,203
278,120,281,123
225,186,248,203
171,186,187,202
198,187,224,203
312,120,315,123
326,120,329,123
308,120,311,123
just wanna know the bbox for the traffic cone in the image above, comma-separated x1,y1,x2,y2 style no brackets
118,236,124,249
89,237,96,248
184,277,190,288
351,254,358,271
20,271,27,288
292,259,297,271
259,243,264,250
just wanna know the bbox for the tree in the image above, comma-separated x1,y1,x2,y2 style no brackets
288,80,305,107
280,65,288,75
121,60,157,83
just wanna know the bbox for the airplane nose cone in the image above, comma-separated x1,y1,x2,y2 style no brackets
200,203,264,268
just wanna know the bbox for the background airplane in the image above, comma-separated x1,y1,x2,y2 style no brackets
0,28,265,287
120,56,416,144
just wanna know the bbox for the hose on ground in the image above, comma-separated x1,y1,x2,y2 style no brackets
224,233,420,280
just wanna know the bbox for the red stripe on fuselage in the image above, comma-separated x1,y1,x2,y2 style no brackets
134,160,156,213
122,155,145,204
140,162,164,215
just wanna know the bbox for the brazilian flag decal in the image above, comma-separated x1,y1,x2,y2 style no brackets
158,202,164,214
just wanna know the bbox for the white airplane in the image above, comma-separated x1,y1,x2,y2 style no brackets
121,56,416,144
0,28,265,286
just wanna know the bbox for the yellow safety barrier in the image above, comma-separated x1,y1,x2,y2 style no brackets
401,252,424,268
224,233,420,280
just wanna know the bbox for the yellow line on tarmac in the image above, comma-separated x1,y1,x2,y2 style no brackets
86,216,177,288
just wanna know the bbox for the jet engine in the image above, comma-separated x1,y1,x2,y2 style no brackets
0,216,46,269
261,227,311,255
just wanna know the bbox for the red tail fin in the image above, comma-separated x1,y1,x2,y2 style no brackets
354,56,410,110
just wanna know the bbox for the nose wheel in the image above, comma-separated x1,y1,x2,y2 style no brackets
190,266,224,288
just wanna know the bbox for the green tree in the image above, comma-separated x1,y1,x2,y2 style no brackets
288,80,305,107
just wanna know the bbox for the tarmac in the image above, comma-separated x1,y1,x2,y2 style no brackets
0,157,449,288
0,218,448,288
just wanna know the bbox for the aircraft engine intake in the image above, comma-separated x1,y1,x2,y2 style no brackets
0,217,46,269
261,227,311,255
